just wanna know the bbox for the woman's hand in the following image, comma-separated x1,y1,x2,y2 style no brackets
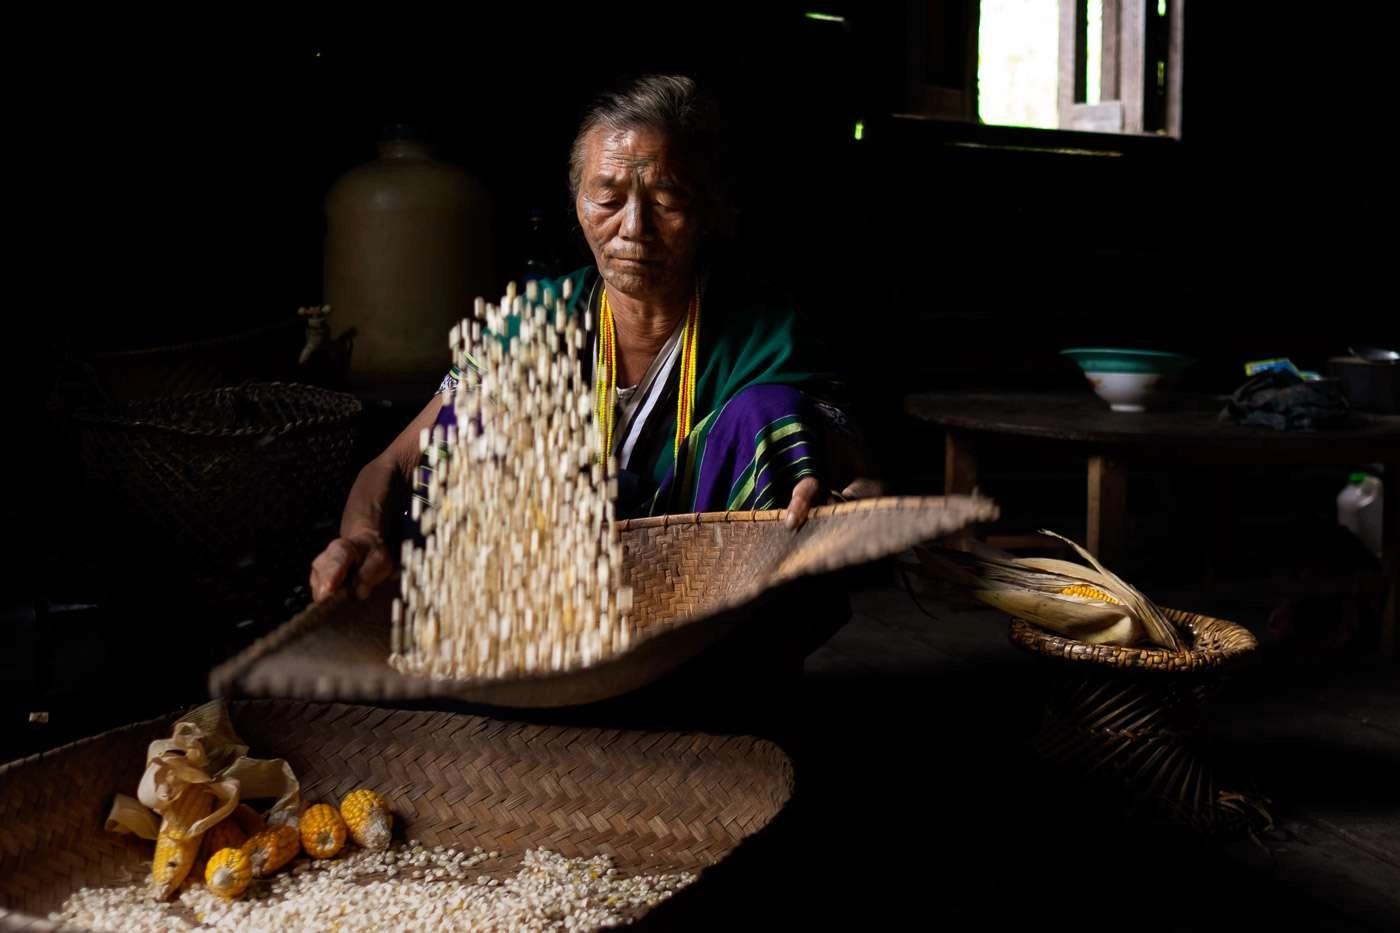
308,394,446,603
839,477,885,499
309,531,394,602
783,475,886,530
783,476,822,529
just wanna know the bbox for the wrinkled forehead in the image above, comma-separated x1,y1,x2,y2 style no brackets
581,124,691,191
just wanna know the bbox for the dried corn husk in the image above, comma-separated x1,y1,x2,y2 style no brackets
1034,530,1182,650
972,588,1145,645
103,700,304,897
919,532,1183,650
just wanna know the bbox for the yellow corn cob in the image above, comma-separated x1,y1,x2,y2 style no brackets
150,786,215,901
201,818,247,862
1059,584,1121,604
300,803,348,859
241,824,300,877
204,847,252,899
340,789,392,850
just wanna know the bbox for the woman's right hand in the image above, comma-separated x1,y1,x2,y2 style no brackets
309,530,394,602
310,394,448,603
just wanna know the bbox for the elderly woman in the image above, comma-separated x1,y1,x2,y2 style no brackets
311,75,877,603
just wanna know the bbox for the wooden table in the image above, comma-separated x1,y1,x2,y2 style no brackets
904,391,1400,657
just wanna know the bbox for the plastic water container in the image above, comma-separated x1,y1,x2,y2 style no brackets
1337,472,1384,557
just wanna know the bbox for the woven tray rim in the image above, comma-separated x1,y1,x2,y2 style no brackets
1008,607,1258,673
70,381,362,438
612,494,950,530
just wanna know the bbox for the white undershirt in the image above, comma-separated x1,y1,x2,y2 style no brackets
608,318,685,468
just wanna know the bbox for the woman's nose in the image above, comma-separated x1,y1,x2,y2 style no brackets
618,195,652,240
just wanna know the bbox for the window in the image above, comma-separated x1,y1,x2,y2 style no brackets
978,0,1184,136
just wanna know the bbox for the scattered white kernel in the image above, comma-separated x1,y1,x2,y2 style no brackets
48,842,694,932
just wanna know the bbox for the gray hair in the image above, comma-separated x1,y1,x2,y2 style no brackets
569,75,733,233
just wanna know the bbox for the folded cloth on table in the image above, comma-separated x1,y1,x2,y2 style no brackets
1220,370,1349,431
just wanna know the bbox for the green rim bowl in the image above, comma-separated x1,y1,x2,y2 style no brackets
1060,348,1196,374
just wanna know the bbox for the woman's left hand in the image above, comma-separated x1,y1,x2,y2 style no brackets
783,475,885,529
783,476,821,529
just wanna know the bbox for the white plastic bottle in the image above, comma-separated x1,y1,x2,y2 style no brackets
1337,472,1384,557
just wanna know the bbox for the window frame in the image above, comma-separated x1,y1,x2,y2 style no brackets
1057,0,1185,137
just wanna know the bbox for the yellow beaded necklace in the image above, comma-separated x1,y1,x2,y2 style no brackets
594,282,702,466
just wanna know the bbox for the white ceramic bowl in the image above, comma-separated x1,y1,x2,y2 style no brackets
1083,371,1169,412
1061,348,1195,413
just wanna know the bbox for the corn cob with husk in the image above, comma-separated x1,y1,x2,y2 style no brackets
149,785,217,900
192,812,248,880
230,802,265,838
919,531,1184,650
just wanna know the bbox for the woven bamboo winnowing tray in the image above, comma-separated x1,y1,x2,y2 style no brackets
0,700,793,929
210,495,997,708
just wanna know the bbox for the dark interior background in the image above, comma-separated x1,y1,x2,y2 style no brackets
4,1,1396,750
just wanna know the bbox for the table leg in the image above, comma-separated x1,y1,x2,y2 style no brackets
1383,462,1398,660
1087,455,1127,565
944,432,977,496
1203,471,1237,584
944,432,979,549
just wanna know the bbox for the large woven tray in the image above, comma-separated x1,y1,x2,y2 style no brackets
0,700,793,929
210,495,997,708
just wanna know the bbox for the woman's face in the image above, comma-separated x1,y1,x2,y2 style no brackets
575,124,702,304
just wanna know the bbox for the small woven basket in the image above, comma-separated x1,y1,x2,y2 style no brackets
0,700,793,929
72,382,361,608
1009,608,1264,836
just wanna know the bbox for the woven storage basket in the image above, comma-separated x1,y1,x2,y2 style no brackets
1009,608,1263,836
72,382,361,606
211,495,999,708
0,700,792,929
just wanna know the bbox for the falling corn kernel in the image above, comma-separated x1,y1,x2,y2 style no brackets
391,283,632,682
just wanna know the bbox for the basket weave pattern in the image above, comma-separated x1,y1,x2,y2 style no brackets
73,383,361,599
0,701,792,928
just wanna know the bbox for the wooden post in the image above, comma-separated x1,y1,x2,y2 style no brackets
944,432,978,496
1383,461,1398,660
1058,0,1087,126
1203,470,1236,585
1100,0,1121,100
1166,0,1186,137
1119,0,1147,132
1087,455,1127,565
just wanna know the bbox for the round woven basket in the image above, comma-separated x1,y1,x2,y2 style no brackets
1009,608,1264,836
0,700,792,929
72,382,362,608
1009,607,1258,672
